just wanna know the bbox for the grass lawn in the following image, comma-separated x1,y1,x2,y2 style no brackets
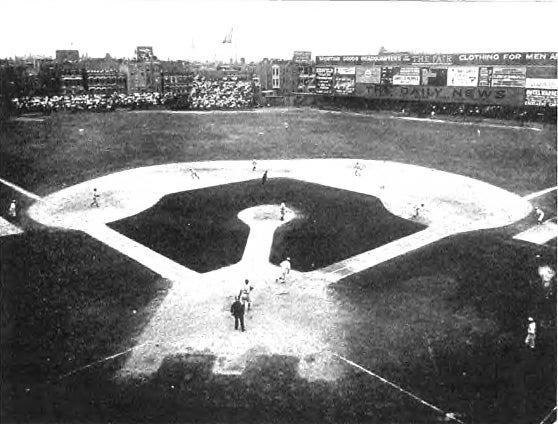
0,109,555,196
108,178,425,272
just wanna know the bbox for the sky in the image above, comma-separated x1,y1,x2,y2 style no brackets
1,0,557,62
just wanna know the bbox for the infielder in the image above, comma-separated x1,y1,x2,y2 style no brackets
280,202,286,221
354,161,362,177
278,257,291,283
90,188,100,208
239,279,253,311
189,168,200,180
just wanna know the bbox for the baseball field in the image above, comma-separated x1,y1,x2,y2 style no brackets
0,108,556,423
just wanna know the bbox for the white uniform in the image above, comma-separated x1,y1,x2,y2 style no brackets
8,200,16,218
525,319,536,349
279,259,291,282
535,208,544,224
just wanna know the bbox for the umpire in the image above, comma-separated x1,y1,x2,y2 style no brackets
230,296,246,332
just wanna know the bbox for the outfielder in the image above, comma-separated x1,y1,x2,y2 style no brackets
8,199,17,218
354,161,362,177
525,317,536,349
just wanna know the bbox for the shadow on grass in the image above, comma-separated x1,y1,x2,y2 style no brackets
1,229,171,421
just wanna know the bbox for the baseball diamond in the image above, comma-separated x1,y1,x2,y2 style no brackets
1,106,556,424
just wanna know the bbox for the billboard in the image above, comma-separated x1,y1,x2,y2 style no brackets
448,67,479,87
491,67,526,87
478,67,493,87
55,50,79,63
420,68,448,86
525,78,558,90
316,52,556,66
392,67,420,86
293,51,312,63
335,66,356,75
137,46,154,62
315,67,334,94
355,84,524,106
525,89,557,107
356,66,381,84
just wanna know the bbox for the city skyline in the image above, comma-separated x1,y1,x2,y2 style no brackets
1,0,557,62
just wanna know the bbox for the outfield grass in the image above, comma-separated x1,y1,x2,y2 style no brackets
0,109,555,196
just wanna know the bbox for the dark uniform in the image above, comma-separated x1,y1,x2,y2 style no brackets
230,297,246,331
262,170,268,185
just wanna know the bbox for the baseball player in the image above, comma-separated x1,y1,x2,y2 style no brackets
535,207,544,225
8,199,17,218
90,188,100,208
354,161,362,177
261,170,268,185
413,203,424,218
278,257,291,283
252,160,257,171
280,202,286,221
189,168,200,180
525,317,536,349
239,279,253,311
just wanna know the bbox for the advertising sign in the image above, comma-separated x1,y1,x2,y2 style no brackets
315,67,334,94
380,67,399,85
334,77,355,95
525,89,557,106
525,78,557,90
356,66,381,84
137,46,154,62
454,52,557,65
420,68,448,86
478,67,493,87
354,84,524,106
447,67,479,87
293,51,312,63
392,67,420,86
491,67,526,87
335,66,356,75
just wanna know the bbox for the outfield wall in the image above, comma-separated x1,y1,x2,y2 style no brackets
314,52,557,107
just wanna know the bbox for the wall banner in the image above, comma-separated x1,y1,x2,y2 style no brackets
354,84,524,106
392,67,420,86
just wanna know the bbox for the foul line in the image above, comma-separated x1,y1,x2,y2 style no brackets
0,177,44,202
523,186,557,201
332,353,464,424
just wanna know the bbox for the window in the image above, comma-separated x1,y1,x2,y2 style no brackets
272,65,280,89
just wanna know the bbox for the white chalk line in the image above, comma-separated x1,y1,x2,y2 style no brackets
523,186,557,200
332,353,465,424
0,177,44,202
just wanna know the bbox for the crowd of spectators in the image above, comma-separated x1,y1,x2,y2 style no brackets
188,75,255,109
9,75,257,115
10,92,170,114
